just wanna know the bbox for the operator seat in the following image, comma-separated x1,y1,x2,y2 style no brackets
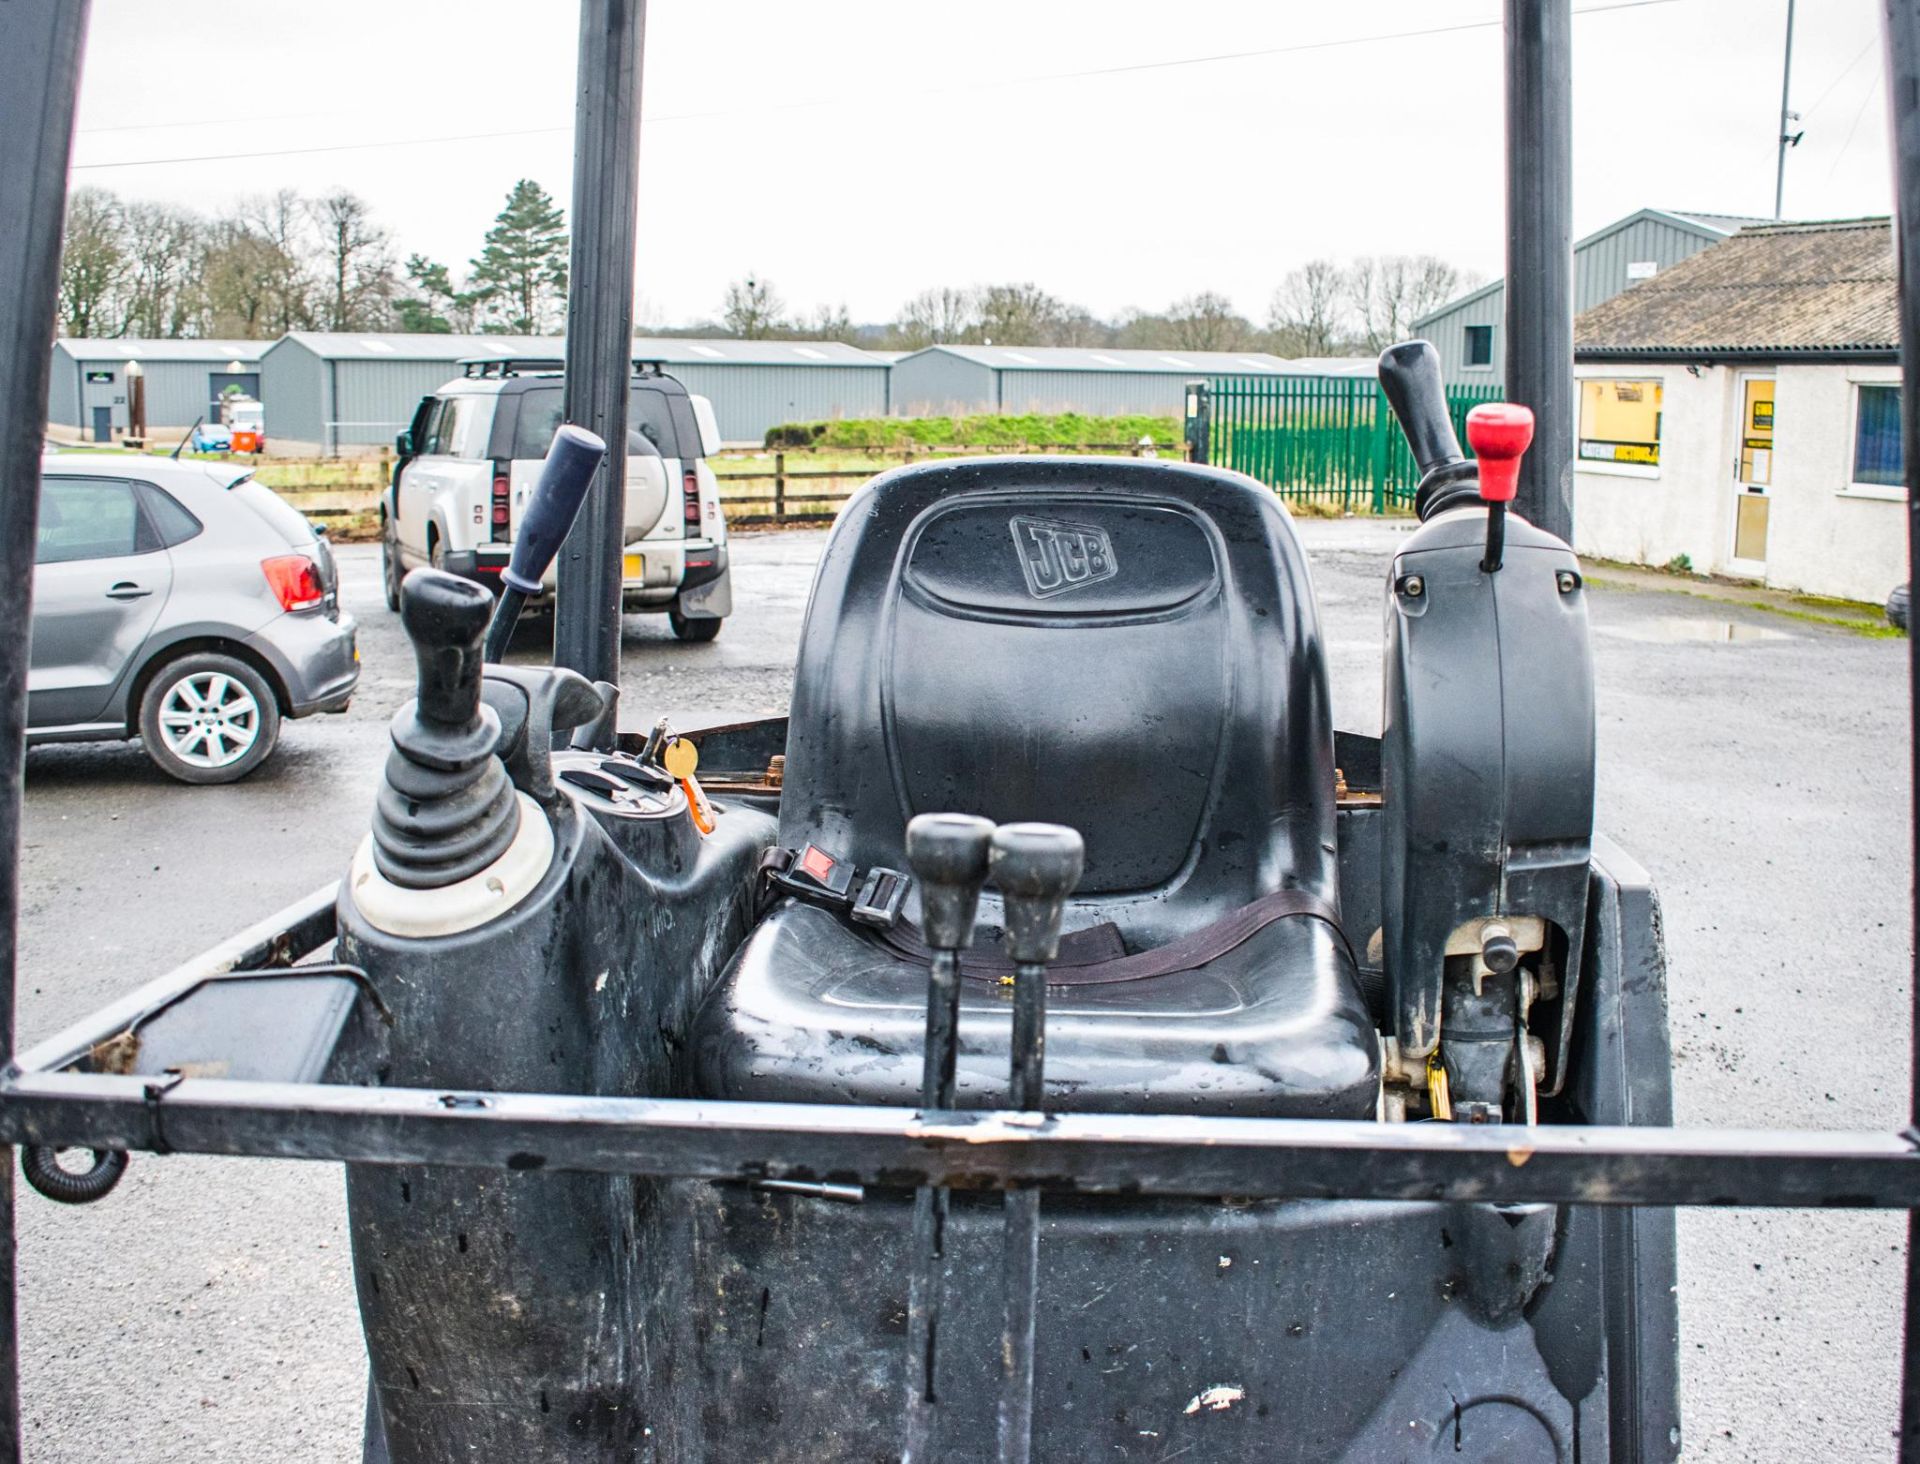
692,457,1379,1117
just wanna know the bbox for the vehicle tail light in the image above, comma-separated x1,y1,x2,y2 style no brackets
491,472,511,541
684,470,701,533
261,554,325,612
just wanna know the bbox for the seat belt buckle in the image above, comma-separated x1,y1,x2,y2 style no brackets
850,866,910,930
768,843,857,904
763,844,911,930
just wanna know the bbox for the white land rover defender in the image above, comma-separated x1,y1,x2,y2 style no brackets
382,358,731,641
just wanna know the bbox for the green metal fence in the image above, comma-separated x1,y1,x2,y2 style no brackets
1208,374,1504,512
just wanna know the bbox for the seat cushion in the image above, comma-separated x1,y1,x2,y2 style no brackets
693,899,1381,1119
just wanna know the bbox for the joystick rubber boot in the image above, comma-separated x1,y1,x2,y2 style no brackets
350,568,554,937
373,570,520,887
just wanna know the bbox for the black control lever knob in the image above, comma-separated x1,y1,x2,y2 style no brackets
403,570,494,739
989,823,1085,965
1377,340,1480,521
906,813,996,951
373,569,519,889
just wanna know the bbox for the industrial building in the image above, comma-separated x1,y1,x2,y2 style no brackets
1571,217,1901,602
47,338,265,440
256,333,892,451
1413,208,1769,386
889,345,1318,418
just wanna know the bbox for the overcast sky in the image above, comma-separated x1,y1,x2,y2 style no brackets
68,0,1893,328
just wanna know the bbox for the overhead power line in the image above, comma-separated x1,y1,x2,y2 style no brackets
72,0,1681,173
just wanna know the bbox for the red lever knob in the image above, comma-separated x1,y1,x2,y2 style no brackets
1465,402,1535,504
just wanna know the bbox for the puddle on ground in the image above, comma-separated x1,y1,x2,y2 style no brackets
1597,616,1794,645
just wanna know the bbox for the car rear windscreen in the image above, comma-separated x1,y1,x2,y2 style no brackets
511,385,687,461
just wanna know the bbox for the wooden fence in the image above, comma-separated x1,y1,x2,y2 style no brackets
715,442,1184,526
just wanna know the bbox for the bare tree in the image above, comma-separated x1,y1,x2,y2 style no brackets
1267,260,1349,357
721,275,784,338
788,302,853,341
895,286,979,348
1345,255,1476,352
1164,291,1253,351
242,190,315,335
58,187,127,337
976,282,1067,345
119,200,202,338
311,190,396,331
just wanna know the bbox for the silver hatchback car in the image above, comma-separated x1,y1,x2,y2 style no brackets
29,455,359,783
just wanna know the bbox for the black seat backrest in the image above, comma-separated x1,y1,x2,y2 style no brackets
779,457,1338,946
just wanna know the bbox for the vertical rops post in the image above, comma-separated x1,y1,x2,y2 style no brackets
1880,4,1920,1454
554,0,646,687
0,2,91,1453
1504,0,1575,545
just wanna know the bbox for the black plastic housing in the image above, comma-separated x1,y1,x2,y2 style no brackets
1381,504,1596,1089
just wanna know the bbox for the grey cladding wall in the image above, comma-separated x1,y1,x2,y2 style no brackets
668,364,888,441
892,353,998,414
997,370,1192,419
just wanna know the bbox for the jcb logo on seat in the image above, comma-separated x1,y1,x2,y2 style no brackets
1009,515,1119,599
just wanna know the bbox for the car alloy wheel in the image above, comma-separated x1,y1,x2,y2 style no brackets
156,669,263,770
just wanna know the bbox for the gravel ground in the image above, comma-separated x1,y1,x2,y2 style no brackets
12,521,1909,1461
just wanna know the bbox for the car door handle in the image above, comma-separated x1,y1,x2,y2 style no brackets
105,583,152,600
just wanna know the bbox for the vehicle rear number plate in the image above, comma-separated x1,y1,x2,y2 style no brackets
622,552,644,581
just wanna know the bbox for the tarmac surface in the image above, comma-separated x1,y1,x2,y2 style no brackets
12,520,1909,1461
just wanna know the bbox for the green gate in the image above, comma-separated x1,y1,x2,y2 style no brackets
1207,374,1504,512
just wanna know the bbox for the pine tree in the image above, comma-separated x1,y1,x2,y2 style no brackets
469,180,569,334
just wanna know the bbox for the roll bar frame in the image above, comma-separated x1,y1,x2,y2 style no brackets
1,2,1918,1459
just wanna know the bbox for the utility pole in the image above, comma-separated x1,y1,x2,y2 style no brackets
1775,0,1799,219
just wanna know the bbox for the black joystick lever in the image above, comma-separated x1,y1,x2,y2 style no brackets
987,821,1084,1464
901,813,996,1461
1377,340,1480,521
482,423,606,663
373,571,520,889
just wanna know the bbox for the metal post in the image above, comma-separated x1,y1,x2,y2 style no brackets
1883,5,1920,1456
0,3,90,1456
553,0,645,687
1503,0,1575,544
1776,0,1798,219
774,450,786,522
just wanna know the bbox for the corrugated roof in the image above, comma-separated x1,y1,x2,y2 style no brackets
1574,217,1897,357
55,338,266,362
1264,356,1379,377
1657,209,1774,233
1413,207,1759,329
270,332,887,367
904,344,1297,373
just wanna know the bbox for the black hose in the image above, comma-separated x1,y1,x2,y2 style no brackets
21,1144,127,1204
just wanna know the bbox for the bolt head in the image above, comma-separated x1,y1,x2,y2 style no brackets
1402,575,1425,599
1556,570,1578,594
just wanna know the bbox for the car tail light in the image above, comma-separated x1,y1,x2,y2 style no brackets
684,470,701,533
491,473,511,541
261,554,324,612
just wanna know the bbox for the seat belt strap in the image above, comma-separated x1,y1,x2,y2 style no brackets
877,887,1352,986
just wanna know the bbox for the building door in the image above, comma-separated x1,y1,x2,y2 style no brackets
209,371,261,421
90,406,111,444
1729,373,1774,576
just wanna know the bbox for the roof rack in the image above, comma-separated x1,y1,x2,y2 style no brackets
459,356,669,379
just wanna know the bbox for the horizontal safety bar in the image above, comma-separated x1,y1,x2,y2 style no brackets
0,1070,1915,1209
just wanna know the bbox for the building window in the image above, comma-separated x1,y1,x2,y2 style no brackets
1464,325,1494,368
1577,378,1663,470
1853,383,1904,490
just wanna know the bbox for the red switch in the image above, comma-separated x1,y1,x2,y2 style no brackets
1465,403,1535,504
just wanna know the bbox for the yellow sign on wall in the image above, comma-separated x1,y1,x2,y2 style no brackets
1739,379,1775,485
